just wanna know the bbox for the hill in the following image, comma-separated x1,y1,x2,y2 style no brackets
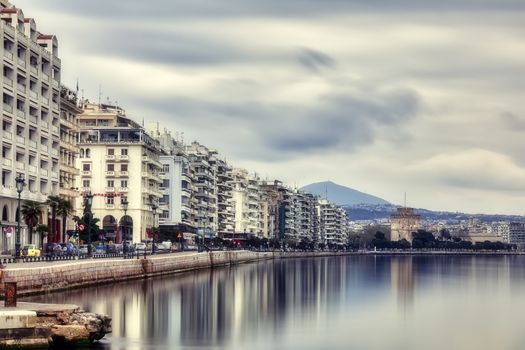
300,181,390,206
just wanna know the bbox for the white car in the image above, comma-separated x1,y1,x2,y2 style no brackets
134,242,147,252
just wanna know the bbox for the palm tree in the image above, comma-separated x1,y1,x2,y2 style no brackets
46,195,61,243
35,224,49,250
56,198,73,242
21,200,42,245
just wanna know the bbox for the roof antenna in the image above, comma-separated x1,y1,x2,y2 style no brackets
404,192,407,207
98,85,102,107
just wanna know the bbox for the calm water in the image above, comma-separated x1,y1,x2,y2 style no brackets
24,255,525,350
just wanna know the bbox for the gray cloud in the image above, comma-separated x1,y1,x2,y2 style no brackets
297,48,336,72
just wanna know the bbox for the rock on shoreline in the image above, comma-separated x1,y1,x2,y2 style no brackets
0,302,111,348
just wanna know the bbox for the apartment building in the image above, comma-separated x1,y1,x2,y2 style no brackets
216,159,234,235
318,199,349,246
76,102,162,243
185,141,218,237
1,1,61,252
58,85,80,234
259,180,286,240
232,168,263,236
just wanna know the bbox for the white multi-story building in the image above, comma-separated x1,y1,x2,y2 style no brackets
76,102,162,243
216,159,234,235
1,1,61,252
185,141,218,237
318,199,349,246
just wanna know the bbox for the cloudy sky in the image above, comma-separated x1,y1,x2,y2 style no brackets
15,0,525,214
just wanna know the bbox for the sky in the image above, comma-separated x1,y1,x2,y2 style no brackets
14,0,525,214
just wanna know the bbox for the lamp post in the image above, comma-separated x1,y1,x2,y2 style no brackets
84,192,93,257
121,198,129,242
15,175,25,260
151,203,157,255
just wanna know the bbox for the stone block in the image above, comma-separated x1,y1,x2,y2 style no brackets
0,310,37,329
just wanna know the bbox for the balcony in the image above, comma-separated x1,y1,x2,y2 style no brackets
3,77,13,87
105,171,115,176
17,83,25,93
17,58,25,67
51,171,59,180
105,155,115,160
51,148,59,157
28,165,37,174
30,66,38,75
42,73,49,82
41,120,48,128
81,170,91,176
15,162,24,170
118,187,129,193
15,135,24,145
29,91,38,100
40,169,48,176
41,144,48,152
16,109,24,119
118,171,129,177
116,155,129,161
3,104,13,113
4,51,13,60
28,115,38,125
2,159,12,167
52,79,59,88
105,187,116,193
2,131,12,141
51,125,59,134
105,203,115,209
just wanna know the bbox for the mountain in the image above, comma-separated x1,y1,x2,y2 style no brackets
300,181,390,206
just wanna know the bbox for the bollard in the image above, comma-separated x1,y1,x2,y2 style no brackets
4,282,17,307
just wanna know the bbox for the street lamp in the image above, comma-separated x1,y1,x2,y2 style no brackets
121,198,129,242
151,203,157,255
84,192,93,257
15,175,25,260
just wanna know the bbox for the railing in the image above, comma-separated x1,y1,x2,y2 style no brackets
30,66,38,75
51,171,59,179
16,109,25,119
118,187,129,192
41,120,48,128
3,51,13,60
2,131,12,140
41,144,48,152
15,135,24,144
51,148,59,156
2,159,12,167
16,162,25,170
117,155,129,161
42,73,49,81
81,170,91,176
29,115,38,124
105,187,115,192
118,171,128,176
106,203,115,209
29,140,37,148
42,97,49,105
17,58,25,67
51,125,59,134
17,83,25,92
29,90,38,99
28,165,37,173
105,155,115,160
40,169,48,176
105,171,115,176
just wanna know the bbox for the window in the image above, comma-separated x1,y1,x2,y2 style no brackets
106,197,114,205
107,180,114,187
162,195,169,204
107,148,114,155
107,164,114,171
121,180,128,188
162,179,170,188
82,180,90,187
85,149,91,158
121,148,128,156
162,164,170,173
120,164,128,171
121,196,128,204
82,163,90,171
79,149,85,158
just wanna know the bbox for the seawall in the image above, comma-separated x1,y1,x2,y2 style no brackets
0,251,349,297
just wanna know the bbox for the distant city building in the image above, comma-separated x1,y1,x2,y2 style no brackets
390,207,421,242
506,222,525,245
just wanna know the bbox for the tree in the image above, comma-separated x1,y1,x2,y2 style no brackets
35,224,49,250
46,195,61,243
56,198,73,242
21,200,43,245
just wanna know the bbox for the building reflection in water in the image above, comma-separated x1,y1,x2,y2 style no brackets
22,255,524,350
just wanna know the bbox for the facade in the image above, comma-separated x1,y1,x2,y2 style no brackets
1,1,61,252
506,222,525,245
318,199,348,246
259,180,285,240
185,142,218,237
58,85,81,235
216,159,234,235
231,168,260,236
390,207,421,242
76,102,162,243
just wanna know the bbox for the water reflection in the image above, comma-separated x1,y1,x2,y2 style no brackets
24,255,525,350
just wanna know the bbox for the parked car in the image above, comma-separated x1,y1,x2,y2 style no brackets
123,241,134,254
94,244,107,254
134,242,147,253
79,245,88,255
60,243,77,255
155,241,171,253
45,243,64,256
22,244,41,257
106,244,117,254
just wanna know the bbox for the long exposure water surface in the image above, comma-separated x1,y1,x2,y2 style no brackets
23,255,525,350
